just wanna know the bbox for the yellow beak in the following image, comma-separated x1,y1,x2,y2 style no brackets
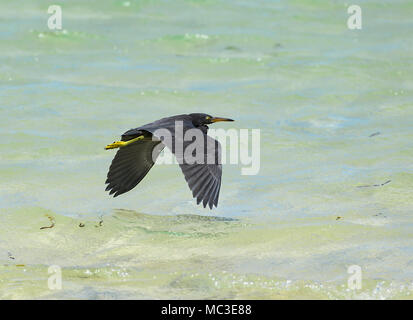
211,117,234,123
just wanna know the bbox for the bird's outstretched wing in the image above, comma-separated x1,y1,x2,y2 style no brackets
132,115,223,209
105,138,164,197
179,143,222,209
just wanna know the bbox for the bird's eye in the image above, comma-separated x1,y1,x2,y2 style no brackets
205,116,211,120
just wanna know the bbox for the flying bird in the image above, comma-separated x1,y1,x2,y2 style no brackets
104,113,234,209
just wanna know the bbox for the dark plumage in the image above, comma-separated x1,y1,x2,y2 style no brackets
105,113,234,209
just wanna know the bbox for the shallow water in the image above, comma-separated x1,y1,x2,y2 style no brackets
1,0,413,299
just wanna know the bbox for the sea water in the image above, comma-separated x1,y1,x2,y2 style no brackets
0,0,412,299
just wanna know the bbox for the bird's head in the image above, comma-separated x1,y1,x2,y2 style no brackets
189,113,234,127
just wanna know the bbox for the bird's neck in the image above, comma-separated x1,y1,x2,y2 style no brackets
199,124,209,134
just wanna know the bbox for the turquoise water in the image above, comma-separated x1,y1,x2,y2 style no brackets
1,0,413,299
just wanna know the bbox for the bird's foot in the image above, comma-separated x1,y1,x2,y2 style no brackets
105,141,125,150
104,136,144,150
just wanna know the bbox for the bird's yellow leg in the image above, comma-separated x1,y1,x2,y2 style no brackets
104,135,144,150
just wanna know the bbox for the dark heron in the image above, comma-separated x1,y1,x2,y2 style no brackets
104,113,234,209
